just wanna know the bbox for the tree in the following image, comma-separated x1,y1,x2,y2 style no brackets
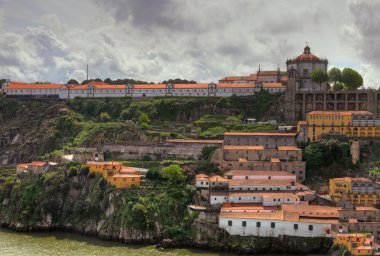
332,82,345,91
303,143,324,172
328,67,342,87
138,112,150,125
311,68,328,90
162,78,197,84
161,164,186,184
341,68,363,90
67,79,79,85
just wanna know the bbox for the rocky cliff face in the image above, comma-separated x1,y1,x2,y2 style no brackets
0,98,65,164
0,172,333,255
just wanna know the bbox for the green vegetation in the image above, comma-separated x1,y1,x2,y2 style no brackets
311,68,328,90
303,139,352,179
0,170,195,243
328,67,363,91
161,164,186,185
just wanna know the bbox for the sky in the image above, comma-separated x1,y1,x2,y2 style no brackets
0,0,379,87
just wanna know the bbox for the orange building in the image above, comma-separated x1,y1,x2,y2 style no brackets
334,233,375,256
86,162,141,188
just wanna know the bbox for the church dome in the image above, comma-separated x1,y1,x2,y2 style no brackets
295,46,320,61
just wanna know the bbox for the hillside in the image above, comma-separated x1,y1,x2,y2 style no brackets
0,92,283,164
0,168,332,255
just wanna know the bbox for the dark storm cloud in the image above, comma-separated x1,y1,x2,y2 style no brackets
349,1,380,67
96,0,198,32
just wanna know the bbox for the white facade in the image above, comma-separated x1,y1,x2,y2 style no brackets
4,81,286,99
219,217,332,238
210,192,305,206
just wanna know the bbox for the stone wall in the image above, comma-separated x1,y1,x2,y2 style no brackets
101,140,223,160
284,89,380,123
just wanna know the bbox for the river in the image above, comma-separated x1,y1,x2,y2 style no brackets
0,228,230,256
0,228,326,256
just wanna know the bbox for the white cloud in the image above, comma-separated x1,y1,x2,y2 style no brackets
0,0,377,86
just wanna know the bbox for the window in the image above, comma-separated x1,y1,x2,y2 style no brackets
256,222,261,227
242,221,247,227
294,224,298,230
228,220,232,226
271,222,275,228
309,225,313,231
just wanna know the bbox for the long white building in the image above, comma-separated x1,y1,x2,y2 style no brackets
3,80,286,99
219,204,340,238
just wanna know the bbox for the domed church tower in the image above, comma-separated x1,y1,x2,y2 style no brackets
286,45,328,91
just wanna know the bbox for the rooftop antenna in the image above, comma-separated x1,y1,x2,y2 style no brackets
86,64,89,81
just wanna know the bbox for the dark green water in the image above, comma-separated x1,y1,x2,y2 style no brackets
0,229,324,256
0,229,229,256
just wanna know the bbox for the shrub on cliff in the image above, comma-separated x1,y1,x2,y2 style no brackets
161,164,186,185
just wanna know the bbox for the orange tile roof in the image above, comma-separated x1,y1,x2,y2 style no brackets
299,217,339,224
281,204,341,213
224,132,297,136
223,145,264,150
209,175,229,182
5,81,63,90
217,83,254,88
228,179,296,187
354,206,380,211
68,84,126,90
262,83,285,88
219,211,283,220
30,161,47,166
195,174,209,181
133,84,166,89
16,163,29,168
166,139,223,144
307,111,373,116
120,167,139,174
221,203,276,211
173,83,209,89
225,170,293,177
277,146,301,151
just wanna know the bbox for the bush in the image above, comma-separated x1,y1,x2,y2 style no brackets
68,166,78,177
99,112,111,122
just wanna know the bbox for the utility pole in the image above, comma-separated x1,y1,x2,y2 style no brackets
86,64,89,81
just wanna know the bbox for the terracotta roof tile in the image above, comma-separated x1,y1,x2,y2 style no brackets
224,132,297,136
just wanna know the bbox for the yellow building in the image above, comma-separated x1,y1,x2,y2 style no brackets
86,161,141,188
86,161,123,175
298,111,380,142
334,233,373,256
329,177,380,206
106,174,141,188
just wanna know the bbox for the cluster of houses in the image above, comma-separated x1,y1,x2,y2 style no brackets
1,80,285,99
194,130,380,255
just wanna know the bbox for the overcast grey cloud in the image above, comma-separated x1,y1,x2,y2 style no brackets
0,0,379,87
